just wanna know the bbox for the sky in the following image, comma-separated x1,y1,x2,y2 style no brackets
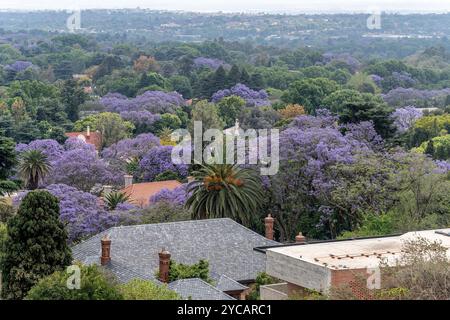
0,0,449,13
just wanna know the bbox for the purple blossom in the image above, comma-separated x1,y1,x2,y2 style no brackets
150,184,189,206
14,184,118,243
369,74,383,87
119,110,161,127
4,60,34,73
64,137,96,153
15,139,64,163
323,53,361,72
434,160,450,174
100,91,185,114
390,106,423,133
102,133,160,163
139,146,189,182
193,57,230,70
382,87,450,107
211,83,270,107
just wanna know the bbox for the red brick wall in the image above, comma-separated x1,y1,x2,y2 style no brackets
331,268,373,300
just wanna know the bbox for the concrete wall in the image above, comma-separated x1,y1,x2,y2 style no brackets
266,250,331,292
260,283,288,300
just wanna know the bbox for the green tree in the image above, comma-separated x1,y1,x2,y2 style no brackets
1,190,72,299
282,78,340,114
119,279,180,300
61,79,87,122
186,164,264,226
104,191,131,211
74,112,135,148
227,64,241,87
217,95,246,127
425,139,435,157
167,259,211,283
169,75,192,99
189,100,225,133
27,264,122,300
0,134,18,196
211,65,227,94
18,150,51,190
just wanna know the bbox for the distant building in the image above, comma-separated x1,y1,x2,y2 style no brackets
258,228,450,300
65,126,102,151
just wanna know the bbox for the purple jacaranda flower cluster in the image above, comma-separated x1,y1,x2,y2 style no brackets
193,57,230,70
13,184,119,243
211,83,270,107
139,145,189,182
390,71,417,88
322,53,361,72
100,90,185,114
382,87,450,107
150,184,189,206
434,160,450,174
369,74,383,87
343,121,384,149
16,138,120,192
119,110,161,127
102,133,160,163
4,60,34,73
390,106,423,133
16,139,64,163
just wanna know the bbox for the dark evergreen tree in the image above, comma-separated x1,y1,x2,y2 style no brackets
227,65,241,87
62,79,87,122
1,190,72,299
211,66,227,94
425,139,435,158
249,72,266,90
240,67,250,85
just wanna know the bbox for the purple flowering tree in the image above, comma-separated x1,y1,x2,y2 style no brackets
14,184,118,243
4,60,34,73
382,87,450,107
150,184,189,206
139,146,189,182
390,106,423,133
193,57,230,70
211,83,270,107
100,90,185,114
15,139,64,163
119,110,161,133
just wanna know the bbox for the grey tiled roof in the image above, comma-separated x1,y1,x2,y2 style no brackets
72,218,277,283
216,274,248,292
168,278,235,300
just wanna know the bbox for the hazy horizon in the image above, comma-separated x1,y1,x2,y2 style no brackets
0,0,449,14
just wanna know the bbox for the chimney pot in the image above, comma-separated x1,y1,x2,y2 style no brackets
124,174,133,187
295,232,306,244
159,249,171,283
100,235,111,265
86,125,91,137
264,214,275,240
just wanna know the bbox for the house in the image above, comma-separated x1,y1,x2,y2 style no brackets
72,217,278,300
65,126,102,151
120,177,182,207
257,228,450,300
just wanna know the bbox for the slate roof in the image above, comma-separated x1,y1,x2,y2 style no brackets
72,218,277,283
168,279,235,300
216,274,248,292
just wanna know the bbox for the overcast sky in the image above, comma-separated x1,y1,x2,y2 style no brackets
0,0,449,13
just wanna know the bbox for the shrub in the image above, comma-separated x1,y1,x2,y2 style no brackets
27,264,122,300
1,190,72,299
166,259,211,284
118,279,180,300
247,272,279,300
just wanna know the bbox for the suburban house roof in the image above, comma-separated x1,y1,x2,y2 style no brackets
120,180,182,207
72,218,277,299
65,131,102,151
168,279,235,300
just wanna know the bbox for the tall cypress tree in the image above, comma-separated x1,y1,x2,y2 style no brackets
1,190,72,299
227,65,241,87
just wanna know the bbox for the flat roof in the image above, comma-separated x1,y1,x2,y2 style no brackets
267,229,450,270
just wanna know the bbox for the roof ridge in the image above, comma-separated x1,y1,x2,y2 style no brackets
170,278,235,299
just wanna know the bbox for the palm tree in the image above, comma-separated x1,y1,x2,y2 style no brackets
104,191,131,210
18,150,51,190
185,164,264,226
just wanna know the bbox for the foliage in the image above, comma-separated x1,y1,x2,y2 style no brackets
139,146,189,182
104,191,131,211
17,149,51,189
247,272,279,300
212,83,270,107
186,164,264,226
119,279,180,300
278,104,306,119
1,190,72,299
167,259,211,284
27,264,123,300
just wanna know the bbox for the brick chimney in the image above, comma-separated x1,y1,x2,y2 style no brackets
124,174,133,188
100,235,111,266
295,232,306,244
158,249,171,283
264,214,275,240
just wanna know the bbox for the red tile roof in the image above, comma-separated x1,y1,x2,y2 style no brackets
120,180,182,207
65,131,102,151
